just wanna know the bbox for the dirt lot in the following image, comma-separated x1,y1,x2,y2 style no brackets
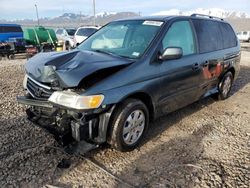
0,44,249,188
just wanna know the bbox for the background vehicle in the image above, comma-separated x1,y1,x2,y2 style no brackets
73,26,99,46
56,28,76,48
0,24,25,59
0,24,23,42
23,26,57,58
17,15,240,153
237,31,250,42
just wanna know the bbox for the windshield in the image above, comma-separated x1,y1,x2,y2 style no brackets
66,29,76,36
78,20,164,59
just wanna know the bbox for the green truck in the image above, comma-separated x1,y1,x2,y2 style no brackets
23,26,57,57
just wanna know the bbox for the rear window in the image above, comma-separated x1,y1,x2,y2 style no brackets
76,28,97,36
0,26,22,33
193,19,237,53
66,29,76,36
243,31,248,35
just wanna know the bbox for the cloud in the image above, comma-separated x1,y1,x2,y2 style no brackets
0,0,249,20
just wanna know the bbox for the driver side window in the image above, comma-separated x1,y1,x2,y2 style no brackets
162,21,196,56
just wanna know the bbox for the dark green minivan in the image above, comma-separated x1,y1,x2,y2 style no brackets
17,14,240,152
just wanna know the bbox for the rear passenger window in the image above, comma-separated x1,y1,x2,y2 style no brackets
193,20,223,53
219,23,237,49
162,21,196,56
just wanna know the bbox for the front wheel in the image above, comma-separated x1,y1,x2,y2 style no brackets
216,72,233,100
108,99,149,152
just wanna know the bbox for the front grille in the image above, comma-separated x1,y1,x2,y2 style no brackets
27,77,54,100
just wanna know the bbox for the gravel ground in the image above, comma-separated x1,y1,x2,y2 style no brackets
0,46,249,188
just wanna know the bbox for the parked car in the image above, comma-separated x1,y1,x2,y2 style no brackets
74,26,99,46
237,31,250,42
55,28,76,48
17,15,240,153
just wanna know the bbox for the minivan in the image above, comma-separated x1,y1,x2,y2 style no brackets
17,14,240,152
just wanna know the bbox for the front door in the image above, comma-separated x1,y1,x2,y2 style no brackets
157,20,203,114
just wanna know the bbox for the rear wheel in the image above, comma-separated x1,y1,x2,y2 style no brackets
216,72,233,100
108,99,149,152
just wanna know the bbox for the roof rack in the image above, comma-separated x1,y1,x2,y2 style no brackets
191,13,224,21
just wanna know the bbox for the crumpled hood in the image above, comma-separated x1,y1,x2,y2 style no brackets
25,50,133,88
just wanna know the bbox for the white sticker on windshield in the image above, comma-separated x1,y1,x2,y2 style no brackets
132,52,140,57
143,20,163,27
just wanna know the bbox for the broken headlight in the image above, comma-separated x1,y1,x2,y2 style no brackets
48,91,104,110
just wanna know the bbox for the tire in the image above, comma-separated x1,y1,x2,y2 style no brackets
108,98,149,152
9,54,15,60
216,72,233,100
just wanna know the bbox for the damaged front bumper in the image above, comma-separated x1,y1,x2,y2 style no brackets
17,95,115,147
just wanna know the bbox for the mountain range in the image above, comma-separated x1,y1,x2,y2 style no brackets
152,8,250,19
0,9,250,31
0,12,139,27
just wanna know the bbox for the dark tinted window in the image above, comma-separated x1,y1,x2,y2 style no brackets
76,28,98,36
0,26,22,33
219,23,237,49
193,19,223,53
66,29,76,36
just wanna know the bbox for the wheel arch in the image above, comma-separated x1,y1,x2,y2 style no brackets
120,92,155,121
105,91,155,143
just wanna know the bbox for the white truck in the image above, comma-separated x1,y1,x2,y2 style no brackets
237,31,250,42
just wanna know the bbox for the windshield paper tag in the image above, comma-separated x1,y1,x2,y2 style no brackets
143,21,163,27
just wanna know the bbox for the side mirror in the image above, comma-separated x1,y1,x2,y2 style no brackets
159,47,183,61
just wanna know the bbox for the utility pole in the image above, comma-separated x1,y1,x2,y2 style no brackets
35,4,40,26
93,0,96,26
79,11,82,27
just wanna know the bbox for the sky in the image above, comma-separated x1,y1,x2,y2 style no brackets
1,0,250,20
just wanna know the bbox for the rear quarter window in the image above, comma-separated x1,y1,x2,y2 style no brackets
219,23,237,49
193,19,237,53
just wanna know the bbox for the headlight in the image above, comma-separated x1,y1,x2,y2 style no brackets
48,91,104,110
23,74,28,89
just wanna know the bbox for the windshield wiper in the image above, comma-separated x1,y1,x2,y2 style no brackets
94,49,134,59
94,49,114,56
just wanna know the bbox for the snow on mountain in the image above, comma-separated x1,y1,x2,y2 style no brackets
95,11,117,17
152,8,250,19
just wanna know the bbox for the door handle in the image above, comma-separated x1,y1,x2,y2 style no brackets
192,63,199,70
203,61,209,67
